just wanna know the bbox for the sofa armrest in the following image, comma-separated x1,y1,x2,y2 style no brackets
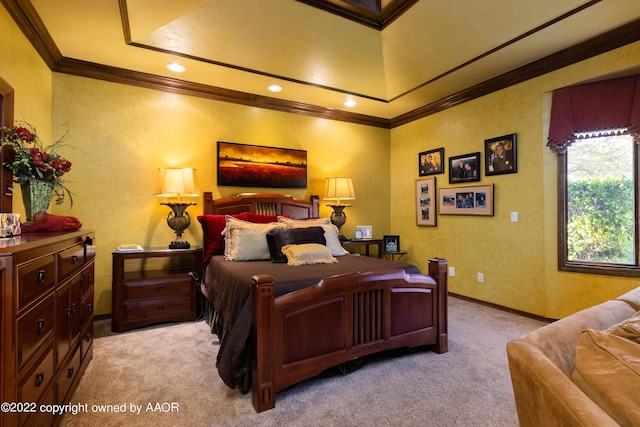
507,340,619,427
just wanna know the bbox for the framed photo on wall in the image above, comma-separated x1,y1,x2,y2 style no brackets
449,152,481,184
485,133,517,176
438,184,494,216
415,177,437,226
418,148,444,176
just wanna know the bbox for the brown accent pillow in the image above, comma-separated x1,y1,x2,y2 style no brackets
266,226,326,263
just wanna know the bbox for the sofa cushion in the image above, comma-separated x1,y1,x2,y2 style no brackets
572,328,640,427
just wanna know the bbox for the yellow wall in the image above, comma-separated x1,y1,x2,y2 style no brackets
391,41,640,319
0,5,52,157
51,75,391,315
3,4,640,319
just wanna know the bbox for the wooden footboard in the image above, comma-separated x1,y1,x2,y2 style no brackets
251,258,448,412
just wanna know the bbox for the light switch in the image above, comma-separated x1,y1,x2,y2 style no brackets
511,212,518,222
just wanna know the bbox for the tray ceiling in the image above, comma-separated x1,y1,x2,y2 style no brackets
8,0,640,125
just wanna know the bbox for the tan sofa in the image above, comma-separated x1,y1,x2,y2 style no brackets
507,287,640,427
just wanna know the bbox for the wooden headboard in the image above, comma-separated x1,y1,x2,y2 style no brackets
203,192,320,219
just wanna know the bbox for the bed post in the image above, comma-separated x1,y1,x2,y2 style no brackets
309,195,320,218
251,274,276,412
203,192,213,215
428,258,448,354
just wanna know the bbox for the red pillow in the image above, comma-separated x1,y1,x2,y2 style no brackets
247,213,289,223
197,212,250,263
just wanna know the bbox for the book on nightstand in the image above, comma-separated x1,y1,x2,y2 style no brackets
117,243,144,252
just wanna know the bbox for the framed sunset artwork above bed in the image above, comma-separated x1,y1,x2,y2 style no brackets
217,141,307,188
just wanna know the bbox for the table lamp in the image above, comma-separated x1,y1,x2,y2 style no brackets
324,177,355,241
155,167,200,249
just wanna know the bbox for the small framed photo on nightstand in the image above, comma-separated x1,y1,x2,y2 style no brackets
383,235,400,252
355,225,372,240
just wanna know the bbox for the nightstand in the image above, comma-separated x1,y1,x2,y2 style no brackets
383,251,407,261
111,247,203,332
342,239,383,258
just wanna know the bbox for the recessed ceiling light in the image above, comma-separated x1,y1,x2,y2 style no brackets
166,63,186,73
344,99,357,107
268,84,283,92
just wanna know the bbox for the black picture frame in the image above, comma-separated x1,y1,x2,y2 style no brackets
485,133,517,176
448,152,481,184
383,235,400,252
418,148,444,176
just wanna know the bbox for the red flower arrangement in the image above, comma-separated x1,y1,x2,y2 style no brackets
1,122,74,205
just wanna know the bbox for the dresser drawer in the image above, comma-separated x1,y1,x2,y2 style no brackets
17,293,55,371
123,295,195,321
81,287,94,360
123,276,193,301
18,342,54,405
58,242,85,282
19,385,54,427
57,345,81,403
18,255,55,311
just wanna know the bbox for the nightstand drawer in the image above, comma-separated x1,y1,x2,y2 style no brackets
18,255,56,311
17,293,55,370
123,276,193,301
123,295,195,321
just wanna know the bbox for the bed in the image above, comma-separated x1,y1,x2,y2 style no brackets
199,192,448,412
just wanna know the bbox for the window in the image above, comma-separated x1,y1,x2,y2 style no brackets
549,75,640,276
559,131,638,275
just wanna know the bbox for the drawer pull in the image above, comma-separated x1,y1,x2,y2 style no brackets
37,270,46,283
66,308,73,318
71,303,78,313
87,303,93,313
67,367,74,378
71,255,78,264
157,304,164,310
37,319,45,333
87,273,94,283
35,373,44,387
157,284,164,291
86,333,93,342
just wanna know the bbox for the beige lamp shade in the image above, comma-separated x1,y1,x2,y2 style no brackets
324,177,355,205
155,168,200,199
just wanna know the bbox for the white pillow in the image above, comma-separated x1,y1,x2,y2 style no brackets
224,216,285,261
281,243,338,266
278,217,348,256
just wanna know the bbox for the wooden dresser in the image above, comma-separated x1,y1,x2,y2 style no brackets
0,230,95,427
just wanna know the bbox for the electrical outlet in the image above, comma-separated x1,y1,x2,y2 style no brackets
477,272,484,283
449,266,455,277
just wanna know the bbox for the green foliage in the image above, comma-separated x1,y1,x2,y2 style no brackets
567,178,634,263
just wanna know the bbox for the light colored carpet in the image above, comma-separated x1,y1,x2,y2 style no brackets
60,297,544,427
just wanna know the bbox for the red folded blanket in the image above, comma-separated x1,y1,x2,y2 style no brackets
22,212,82,232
